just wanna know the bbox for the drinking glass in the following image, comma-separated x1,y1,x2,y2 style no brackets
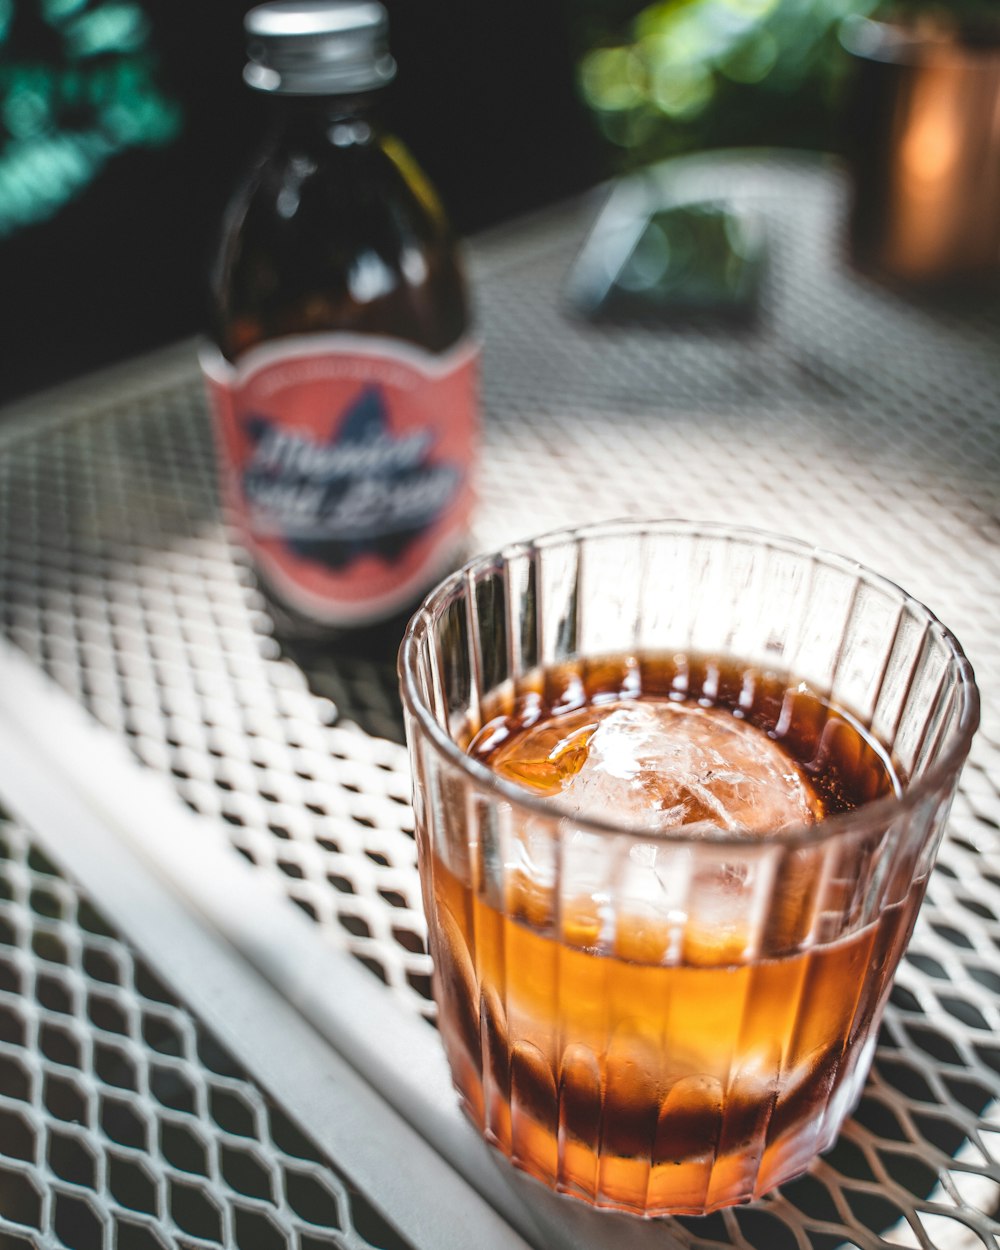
398,520,979,1216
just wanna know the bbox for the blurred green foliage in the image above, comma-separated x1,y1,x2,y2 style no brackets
0,0,180,238
577,0,882,164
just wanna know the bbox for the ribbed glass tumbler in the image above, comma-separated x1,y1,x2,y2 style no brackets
398,520,979,1217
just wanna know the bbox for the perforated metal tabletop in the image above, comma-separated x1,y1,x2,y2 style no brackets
0,152,998,1250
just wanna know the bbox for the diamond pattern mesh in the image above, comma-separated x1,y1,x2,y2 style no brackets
0,813,411,1250
0,155,998,1246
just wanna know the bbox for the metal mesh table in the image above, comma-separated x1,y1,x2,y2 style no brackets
0,152,998,1250
0,815,415,1250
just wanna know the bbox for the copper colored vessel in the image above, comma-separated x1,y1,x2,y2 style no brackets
842,17,1000,283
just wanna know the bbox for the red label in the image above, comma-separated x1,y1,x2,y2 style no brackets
202,334,478,624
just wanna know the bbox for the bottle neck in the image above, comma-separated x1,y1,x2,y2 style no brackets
265,90,384,144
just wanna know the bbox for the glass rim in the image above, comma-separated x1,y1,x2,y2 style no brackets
398,519,981,850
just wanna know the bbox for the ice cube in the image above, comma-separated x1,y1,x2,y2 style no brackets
495,700,822,834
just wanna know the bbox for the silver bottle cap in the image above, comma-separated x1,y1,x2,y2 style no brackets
244,1,396,95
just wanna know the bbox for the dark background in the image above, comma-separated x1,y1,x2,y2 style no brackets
0,0,611,405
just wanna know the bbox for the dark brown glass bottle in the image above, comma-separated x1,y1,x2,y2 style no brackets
202,1,478,648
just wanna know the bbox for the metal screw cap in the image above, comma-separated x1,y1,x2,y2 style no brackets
243,1,396,95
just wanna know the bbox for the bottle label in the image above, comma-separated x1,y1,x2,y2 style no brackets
202,333,478,625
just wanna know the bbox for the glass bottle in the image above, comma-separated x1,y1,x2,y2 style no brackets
202,1,478,646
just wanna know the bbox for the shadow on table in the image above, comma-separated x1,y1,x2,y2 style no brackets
280,635,406,746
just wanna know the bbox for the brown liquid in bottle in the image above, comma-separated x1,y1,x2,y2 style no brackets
209,101,468,363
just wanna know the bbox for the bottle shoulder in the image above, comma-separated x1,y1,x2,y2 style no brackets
210,124,468,360
244,124,440,209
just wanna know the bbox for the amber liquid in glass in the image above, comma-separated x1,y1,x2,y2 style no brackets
425,654,918,1215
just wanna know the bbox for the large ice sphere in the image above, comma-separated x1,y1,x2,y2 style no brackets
490,700,823,833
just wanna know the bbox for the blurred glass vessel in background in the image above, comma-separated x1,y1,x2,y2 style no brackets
842,13,1000,285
